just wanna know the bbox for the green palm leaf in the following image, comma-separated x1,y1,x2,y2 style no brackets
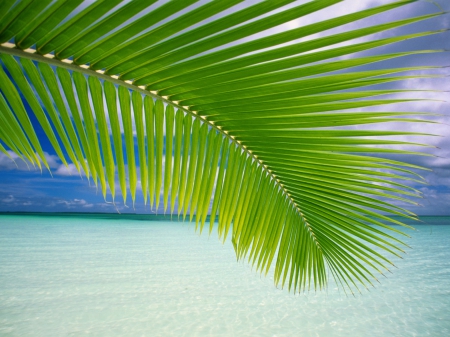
0,0,446,294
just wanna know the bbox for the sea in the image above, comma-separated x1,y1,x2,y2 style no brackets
0,214,449,337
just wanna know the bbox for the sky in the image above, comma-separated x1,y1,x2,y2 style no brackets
0,0,449,215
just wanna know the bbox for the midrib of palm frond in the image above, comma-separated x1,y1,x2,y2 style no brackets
0,43,318,260
0,42,301,212
0,0,446,294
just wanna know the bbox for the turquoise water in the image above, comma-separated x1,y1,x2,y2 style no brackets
0,215,449,337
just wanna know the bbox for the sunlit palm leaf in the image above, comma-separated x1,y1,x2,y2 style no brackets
0,0,445,294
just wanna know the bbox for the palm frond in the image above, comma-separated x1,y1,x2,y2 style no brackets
0,0,446,294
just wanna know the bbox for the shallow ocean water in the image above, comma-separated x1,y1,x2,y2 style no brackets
0,214,449,337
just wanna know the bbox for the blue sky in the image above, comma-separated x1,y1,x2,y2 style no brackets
0,0,449,214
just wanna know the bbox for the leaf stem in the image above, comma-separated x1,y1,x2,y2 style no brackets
0,43,317,242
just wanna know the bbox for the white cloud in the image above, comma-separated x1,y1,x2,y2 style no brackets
44,152,61,169
47,198,95,209
54,163,85,176
0,151,28,170
1,194,15,203
0,151,61,171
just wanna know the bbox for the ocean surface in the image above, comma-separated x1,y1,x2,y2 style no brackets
0,214,449,337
